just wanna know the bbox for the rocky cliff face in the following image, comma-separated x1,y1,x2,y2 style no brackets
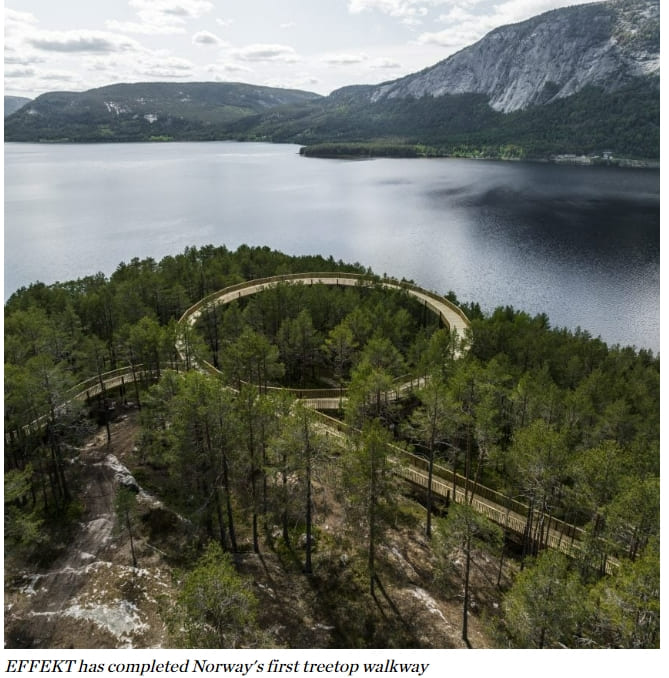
369,0,659,113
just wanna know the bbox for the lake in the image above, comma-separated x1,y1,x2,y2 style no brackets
4,142,660,352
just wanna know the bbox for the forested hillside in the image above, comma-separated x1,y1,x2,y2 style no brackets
5,245,659,648
5,1,659,159
4,82,321,143
4,96,31,118
7,76,657,159
279,77,660,160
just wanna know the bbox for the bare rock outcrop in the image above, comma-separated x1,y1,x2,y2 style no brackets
368,0,659,112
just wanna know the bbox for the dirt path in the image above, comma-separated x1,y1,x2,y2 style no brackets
5,414,176,649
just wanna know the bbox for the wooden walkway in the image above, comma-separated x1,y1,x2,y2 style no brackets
6,361,615,571
313,410,615,572
8,274,615,570
4,365,164,443
178,272,471,339
176,272,470,405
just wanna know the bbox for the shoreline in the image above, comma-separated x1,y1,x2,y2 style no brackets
298,144,659,168
3,138,659,169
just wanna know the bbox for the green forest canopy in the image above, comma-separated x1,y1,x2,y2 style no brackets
4,244,659,648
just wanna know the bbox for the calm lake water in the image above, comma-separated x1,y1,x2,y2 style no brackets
4,142,660,352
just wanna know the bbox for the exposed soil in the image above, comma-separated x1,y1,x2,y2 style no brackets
5,413,511,649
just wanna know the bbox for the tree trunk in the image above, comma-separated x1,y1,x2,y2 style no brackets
472,446,486,503
96,364,111,444
247,407,260,554
204,421,227,550
426,444,435,539
49,436,70,504
252,512,259,554
520,497,535,570
214,487,227,551
304,414,313,574
222,456,237,552
497,512,509,588
129,356,142,409
463,533,471,644
282,449,290,546
368,445,377,596
305,445,313,574
126,509,137,568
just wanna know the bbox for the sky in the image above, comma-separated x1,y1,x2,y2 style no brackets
5,0,608,99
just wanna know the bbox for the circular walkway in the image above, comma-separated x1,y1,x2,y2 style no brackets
179,272,469,339
177,273,470,408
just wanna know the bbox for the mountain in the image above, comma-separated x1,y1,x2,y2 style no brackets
4,96,31,118
368,0,659,113
4,82,321,142
247,0,659,159
4,0,659,159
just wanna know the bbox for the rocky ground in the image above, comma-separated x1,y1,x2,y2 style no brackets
5,412,511,649
5,415,176,648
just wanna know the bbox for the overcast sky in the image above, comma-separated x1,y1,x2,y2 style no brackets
5,1,607,99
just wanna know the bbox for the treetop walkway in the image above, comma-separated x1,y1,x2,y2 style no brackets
8,273,617,572
176,272,470,404
177,272,471,338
